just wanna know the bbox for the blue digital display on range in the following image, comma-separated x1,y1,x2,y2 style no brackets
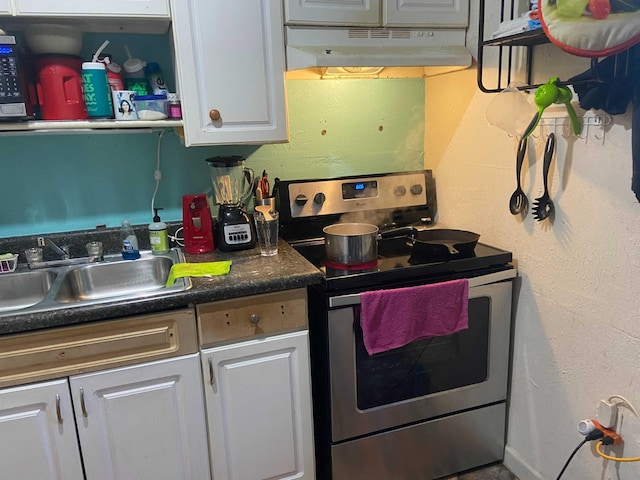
342,180,378,199
0,46,13,55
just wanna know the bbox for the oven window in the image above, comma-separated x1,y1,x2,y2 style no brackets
355,296,490,410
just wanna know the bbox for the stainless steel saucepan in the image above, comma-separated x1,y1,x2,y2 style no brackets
323,223,379,266
324,222,481,266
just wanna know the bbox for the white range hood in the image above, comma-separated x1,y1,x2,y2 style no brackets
285,26,472,71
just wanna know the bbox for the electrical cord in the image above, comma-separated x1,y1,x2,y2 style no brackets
151,130,166,217
555,438,589,480
596,441,640,463
169,226,185,247
607,394,640,418
556,430,604,480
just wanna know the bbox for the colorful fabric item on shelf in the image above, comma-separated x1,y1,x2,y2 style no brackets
539,0,640,57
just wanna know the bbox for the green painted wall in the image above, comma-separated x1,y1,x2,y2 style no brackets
0,78,424,237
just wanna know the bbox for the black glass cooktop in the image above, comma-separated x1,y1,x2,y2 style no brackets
292,236,513,292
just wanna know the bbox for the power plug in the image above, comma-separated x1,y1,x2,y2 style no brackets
598,399,618,429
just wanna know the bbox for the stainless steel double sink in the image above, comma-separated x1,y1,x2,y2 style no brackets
0,248,191,316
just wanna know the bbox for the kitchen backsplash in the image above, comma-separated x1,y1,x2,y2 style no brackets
1,78,424,238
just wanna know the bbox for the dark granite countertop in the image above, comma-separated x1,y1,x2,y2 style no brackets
0,239,323,336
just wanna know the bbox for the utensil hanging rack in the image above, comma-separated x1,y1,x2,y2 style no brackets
507,113,612,145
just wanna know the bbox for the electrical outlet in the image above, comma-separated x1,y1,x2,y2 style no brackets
598,399,618,429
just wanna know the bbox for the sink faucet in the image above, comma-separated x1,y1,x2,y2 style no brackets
37,237,70,260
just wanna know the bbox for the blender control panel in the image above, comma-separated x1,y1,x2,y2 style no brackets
287,172,427,219
221,224,253,245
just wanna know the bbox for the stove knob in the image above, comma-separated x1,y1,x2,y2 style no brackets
295,194,308,206
314,192,326,205
394,185,407,197
410,184,423,195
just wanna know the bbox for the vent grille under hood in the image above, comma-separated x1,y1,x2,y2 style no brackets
285,26,472,70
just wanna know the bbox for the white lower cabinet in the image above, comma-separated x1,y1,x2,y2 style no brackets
71,353,211,480
201,331,315,479
0,379,84,479
0,353,211,480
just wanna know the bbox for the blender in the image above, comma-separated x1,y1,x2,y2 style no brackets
206,155,256,251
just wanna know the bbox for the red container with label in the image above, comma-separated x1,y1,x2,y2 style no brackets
34,55,87,120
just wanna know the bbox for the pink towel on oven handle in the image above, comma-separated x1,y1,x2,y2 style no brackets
360,279,469,355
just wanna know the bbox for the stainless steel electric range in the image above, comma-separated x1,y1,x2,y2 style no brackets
277,170,517,480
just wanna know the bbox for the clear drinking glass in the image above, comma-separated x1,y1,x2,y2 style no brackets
24,247,43,264
86,241,104,259
253,210,279,256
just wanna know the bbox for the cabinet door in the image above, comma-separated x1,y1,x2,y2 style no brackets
15,0,169,16
70,353,211,480
384,0,469,27
285,0,381,26
171,0,287,146
0,0,13,15
0,379,84,480
202,331,315,479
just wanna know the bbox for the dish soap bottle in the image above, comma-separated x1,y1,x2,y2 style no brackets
121,219,140,260
149,208,169,255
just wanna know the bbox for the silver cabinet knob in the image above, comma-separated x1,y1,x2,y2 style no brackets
250,314,260,324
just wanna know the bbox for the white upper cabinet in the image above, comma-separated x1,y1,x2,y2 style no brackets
286,0,380,26
14,0,170,17
70,354,211,480
385,0,468,27
0,379,85,480
285,0,469,27
171,0,288,146
0,1,13,15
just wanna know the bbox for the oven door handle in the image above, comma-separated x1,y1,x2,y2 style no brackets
328,269,516,308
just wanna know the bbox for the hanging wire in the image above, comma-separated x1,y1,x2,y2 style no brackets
555,438,589,480
151,130,166,217
596,442,640,463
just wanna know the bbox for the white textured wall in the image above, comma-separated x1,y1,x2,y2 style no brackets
426,57,640,478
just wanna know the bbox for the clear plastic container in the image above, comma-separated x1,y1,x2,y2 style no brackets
145,62,168,96
133,94,168,120
120,219,140,260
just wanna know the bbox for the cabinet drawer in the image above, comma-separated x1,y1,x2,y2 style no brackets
0,308,197,388
197,289,307,347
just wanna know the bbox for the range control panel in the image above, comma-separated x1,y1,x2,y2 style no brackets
286,172,428,219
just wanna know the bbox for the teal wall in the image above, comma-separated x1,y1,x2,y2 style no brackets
0,77,424,238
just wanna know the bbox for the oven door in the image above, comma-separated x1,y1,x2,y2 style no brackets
327,270,515,442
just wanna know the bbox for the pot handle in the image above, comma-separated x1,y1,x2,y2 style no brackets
443,242,460,255
378,226,417,240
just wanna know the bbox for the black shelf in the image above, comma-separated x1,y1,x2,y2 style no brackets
482,28,550,48
477,0,550,93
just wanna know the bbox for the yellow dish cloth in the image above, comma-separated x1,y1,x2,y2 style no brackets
166,261,232,287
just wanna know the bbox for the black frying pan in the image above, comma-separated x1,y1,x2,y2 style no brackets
380,227,480,257
411,229,480,256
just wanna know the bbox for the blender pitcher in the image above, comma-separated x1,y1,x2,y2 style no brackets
206,155,257,252
206,155,254,206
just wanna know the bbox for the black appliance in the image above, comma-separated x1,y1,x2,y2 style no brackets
216,204,256,252
0,35,35,119
277,170,517,480
206,155,256,252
